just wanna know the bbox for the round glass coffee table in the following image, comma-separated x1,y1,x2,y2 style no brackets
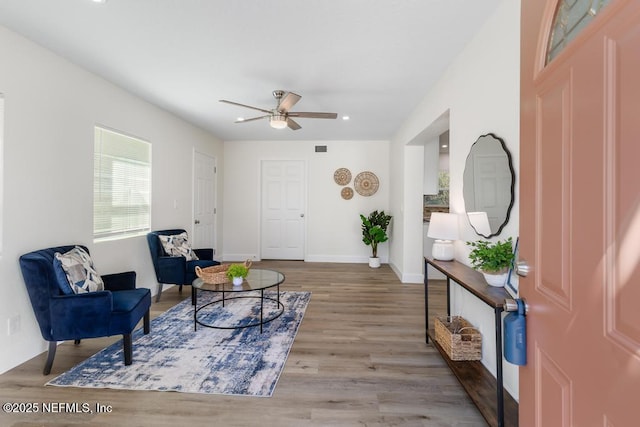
192,268,285,333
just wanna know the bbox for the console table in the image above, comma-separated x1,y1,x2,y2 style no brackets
424,257,518,427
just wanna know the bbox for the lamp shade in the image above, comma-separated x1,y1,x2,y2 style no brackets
427,212,459,241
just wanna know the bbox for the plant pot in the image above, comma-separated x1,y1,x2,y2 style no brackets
482,272,508,287
232,276,243,286
369,257,381,268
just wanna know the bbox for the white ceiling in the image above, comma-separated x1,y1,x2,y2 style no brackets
0,0,502,141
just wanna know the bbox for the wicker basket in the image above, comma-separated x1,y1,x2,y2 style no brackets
195,264,230,284
195,259,252,285
434,316,482,361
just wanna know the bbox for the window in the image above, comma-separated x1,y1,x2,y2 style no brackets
547,0,611,63
93,126,151,241
0,94,4,254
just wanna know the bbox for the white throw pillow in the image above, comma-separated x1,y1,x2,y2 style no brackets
53,246,105,294
158,232,199,261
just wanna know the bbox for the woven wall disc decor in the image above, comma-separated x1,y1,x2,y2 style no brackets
333,168,352,186
341,187,354,200
354,171,379,196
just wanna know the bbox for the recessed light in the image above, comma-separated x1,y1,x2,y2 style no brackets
442,144,448,148
91,0,107,4
237,117,245,122
342,116,350,121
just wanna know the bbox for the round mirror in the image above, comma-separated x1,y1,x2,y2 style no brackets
463,133,515,238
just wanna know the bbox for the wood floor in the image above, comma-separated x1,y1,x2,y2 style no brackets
0,261,486,427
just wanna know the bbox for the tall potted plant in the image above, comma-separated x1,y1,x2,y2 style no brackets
360,210,392,268
466,237,514,287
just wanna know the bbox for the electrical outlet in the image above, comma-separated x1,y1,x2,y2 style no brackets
8,315,21,335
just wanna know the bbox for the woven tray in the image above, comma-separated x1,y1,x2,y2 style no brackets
434,316,482,361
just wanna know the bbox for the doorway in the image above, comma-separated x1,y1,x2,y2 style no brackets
413,112,450,279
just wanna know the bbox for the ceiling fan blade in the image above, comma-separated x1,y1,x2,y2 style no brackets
235,115,269,123
288,112,338,119
219,99,271,114
287,118,302,130
278,92,301,113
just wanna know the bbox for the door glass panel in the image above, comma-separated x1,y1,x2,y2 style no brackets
547,0,611,63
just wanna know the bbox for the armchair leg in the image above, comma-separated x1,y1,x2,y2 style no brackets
123,334,132,365
143,310,150,334
179,284,183,293
44,341,57,375
192,286,196,306
74,339,81,345
156,283,164,303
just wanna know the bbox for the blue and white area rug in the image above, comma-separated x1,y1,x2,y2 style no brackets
47,291,310,397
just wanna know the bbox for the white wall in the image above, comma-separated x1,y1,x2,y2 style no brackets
222,140,390,263
0,25,223,374
390,0,521,399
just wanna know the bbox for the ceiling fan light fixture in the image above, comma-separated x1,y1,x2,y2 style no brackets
270,115,288,129
221,91,337,131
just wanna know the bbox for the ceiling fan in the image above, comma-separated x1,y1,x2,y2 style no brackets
219,90,337,130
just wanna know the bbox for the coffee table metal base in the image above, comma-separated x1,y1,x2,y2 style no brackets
194,288,284,333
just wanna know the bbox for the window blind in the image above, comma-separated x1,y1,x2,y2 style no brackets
94,126,151,241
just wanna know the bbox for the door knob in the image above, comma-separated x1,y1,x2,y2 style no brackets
516,260,531,277
504,298,529,314
300,213,305,218
194,219,200,225
503,298,519,312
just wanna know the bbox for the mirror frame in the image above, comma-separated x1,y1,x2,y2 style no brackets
463,133,515,238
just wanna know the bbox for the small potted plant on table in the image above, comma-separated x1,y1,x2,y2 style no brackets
467,237,514,287
226,261,251,286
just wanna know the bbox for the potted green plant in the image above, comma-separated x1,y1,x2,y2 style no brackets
466,237,514,287
226,262,250,286
360,210,392,268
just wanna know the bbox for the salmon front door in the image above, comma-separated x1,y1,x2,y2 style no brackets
520,0,640,425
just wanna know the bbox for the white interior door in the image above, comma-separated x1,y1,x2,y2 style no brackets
261,160,305,260
193,151,216,252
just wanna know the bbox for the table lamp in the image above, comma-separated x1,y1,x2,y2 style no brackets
427,212,459,261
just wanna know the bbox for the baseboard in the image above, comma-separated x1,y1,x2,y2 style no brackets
222,254,392,265
210,253,420,285
304,254,381,263
401,272,424,284
389,260,402,280
223,254,261,262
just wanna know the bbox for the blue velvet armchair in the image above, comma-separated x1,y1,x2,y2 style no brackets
19,245,151,375
146,229,220,302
